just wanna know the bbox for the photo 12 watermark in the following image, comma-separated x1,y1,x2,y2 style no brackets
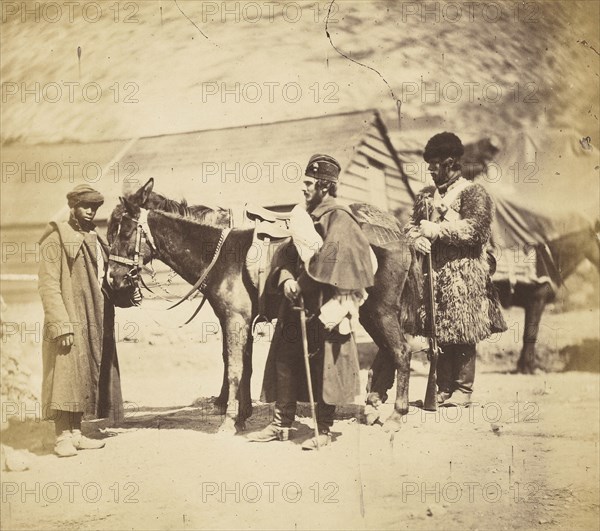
1,400,141,424
400,81,539,105
200,481,339,503
1,319,140,345
198,2,339,24
398,2,541,23
200,160,304,184
201,81,339,105
1,481,140,504
2,81,140,104
1,2,140,24
1,160,139,185
401,480,549,504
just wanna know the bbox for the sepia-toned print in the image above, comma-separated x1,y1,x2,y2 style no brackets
1,2,598,530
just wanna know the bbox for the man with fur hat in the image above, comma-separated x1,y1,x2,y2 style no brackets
38,185,123,457
247,154,374,449
407,132,506,406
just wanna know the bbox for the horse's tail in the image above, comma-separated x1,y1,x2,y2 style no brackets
398,243,423,335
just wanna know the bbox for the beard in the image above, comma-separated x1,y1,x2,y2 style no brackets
305,191,324,212
432,173,446,187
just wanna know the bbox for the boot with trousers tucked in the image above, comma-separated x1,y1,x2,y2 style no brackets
437,343,476,407
246,354,297,442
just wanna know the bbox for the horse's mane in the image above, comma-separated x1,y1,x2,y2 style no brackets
152,209,251,236
146,191,230,225
145,191,195,218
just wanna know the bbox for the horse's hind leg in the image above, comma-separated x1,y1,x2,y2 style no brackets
360,296,411,432
360,308,396,403
517,284,551,374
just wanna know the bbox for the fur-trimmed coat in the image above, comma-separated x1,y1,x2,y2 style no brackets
407,181,507,344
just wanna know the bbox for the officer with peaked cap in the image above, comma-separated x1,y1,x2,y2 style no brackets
247,154,374,449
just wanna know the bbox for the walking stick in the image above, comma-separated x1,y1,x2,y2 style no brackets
423,197,441,411
295,294,320,450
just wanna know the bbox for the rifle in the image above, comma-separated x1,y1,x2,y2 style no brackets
423,197,441,411
294,294,320,450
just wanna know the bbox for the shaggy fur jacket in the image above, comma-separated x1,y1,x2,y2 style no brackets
407,181,507,345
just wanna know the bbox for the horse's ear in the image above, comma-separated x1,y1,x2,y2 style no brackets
122,196,136,215
130,178,154,206
140,178,154,204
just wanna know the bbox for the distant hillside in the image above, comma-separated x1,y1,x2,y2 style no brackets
1,0,598,144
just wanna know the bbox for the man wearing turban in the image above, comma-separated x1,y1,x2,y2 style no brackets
407,132,506,406
38,185,123,457
247,155,374,449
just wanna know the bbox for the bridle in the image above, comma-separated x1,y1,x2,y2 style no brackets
108,209,156,306
108,207,232,323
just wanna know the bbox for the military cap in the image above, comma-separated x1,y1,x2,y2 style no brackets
305,154,341,182
423,132,464,163
66,184,105,208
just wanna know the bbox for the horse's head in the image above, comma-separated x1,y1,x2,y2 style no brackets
107,179,156,307
107,178,155,244
462,136,502,180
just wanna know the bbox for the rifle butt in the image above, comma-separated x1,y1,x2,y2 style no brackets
423,354,438,411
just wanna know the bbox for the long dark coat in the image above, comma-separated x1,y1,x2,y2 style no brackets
261,197,374,405
38,221,123,422
409,182,507,345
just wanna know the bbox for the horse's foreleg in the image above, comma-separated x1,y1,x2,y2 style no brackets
218,315,247,434
517,285,550,374
236,331,254,430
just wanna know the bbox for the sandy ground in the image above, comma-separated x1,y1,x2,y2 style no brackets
1,301,599,530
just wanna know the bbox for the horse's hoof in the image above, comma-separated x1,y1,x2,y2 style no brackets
516,362,535,375
235,421,246,433
383,412,404,433
217,417,237,435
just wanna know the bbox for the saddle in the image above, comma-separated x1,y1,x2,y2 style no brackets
244,204,293,238
243,204,293,327
245,204,293,225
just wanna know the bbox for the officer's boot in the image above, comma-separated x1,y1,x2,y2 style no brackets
444,344,476,407
302,403,334,450
246,402,296,442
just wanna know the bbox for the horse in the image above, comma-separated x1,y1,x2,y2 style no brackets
107,179,422,433
106,188,232,309
494,222,600,374
107,188,231,242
